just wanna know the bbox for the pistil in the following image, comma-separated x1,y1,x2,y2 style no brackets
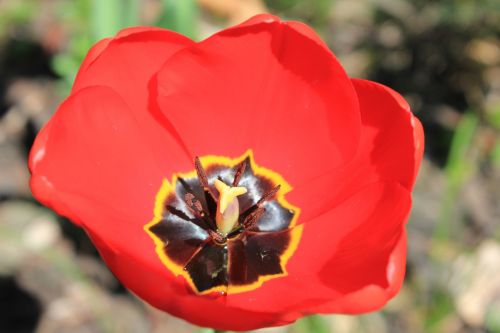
214,179,247,235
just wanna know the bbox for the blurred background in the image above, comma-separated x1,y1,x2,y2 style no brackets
0,0,499,332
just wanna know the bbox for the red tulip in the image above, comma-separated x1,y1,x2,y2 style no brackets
29,14,424,331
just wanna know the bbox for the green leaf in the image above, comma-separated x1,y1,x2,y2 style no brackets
485,300,500,333
294,315,330,333
486,105,500,130
434,112,479,242
91,0,122,41
492,140,500,166
122,0,140,27
424,290,455,331
157,0,198,39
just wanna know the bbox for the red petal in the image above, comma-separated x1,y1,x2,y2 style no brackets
290,78,424,222
29,86,191,281
230,13,280,28
348,78,424,190
307,229,407,314
155,17,360,186
72,27,195,167
232,14,329,51
74,38,111,82
74,27,183,84
72,27,193,108
224,181,410,314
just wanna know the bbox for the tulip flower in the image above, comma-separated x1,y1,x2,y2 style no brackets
29,14,424,331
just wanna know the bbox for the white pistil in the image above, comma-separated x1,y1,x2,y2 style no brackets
214,179,247,236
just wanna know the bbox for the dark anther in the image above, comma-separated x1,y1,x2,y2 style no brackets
232,160,247,187
256,185,281,207
239,185,280,231
208,229,226,244
184,193,205,218
184,193,217,231
242,206,265,230
194,157,217,201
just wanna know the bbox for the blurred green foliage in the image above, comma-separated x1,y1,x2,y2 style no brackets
51,0,199,93
91,0,140,41
264,0,332,26
52,0,142,92
157,0,198,39
436,112,479,242
0,1,36,33
295,315,330,333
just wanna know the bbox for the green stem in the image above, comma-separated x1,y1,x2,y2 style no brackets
433,112,478,244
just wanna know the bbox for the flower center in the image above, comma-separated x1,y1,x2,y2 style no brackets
189,156,282,244
145,150,303,295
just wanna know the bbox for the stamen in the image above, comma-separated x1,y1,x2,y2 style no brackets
184,193,218,231
255,185,281,207
242,206,265,230
184,193,205,218
194,157,217,201
232,160,247,186
239,185,281,231
208,229,225,244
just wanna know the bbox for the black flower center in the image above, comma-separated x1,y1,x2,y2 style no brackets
145,151,302,295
